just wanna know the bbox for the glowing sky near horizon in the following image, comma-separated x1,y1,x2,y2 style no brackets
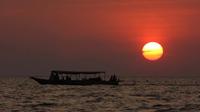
0,0,200,76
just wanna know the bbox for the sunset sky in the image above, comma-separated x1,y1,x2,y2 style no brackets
0,0,200,77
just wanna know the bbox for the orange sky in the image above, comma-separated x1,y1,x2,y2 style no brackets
0,0,200,76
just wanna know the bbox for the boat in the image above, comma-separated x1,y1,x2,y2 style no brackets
30,70,120,85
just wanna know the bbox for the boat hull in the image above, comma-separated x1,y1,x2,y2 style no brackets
30,77,119,85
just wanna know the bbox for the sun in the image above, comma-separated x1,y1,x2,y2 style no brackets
142,42,164,61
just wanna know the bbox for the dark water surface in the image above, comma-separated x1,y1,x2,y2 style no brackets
1,78,200,112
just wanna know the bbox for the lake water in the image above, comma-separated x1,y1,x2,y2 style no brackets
0,77,200,112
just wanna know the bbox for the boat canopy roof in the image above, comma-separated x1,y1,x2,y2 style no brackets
51,70,106,75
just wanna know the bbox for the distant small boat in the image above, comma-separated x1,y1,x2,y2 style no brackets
30,70,120,85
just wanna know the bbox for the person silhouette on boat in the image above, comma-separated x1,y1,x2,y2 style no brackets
49,72,59,81
61,75,65,80
109,74,118,82
65,76,71,80
55,74,59,80
49,73,54,80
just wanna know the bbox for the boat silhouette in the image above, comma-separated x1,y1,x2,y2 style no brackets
30,70,120,85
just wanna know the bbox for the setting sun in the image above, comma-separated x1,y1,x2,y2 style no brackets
142,42,164,61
